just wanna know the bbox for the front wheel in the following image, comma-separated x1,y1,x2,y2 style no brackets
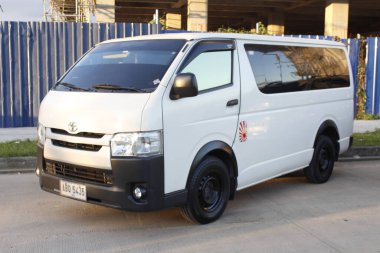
304,135,336,183
181,156,230,224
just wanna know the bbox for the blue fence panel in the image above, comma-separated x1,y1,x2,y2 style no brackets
1,22,13,127
29,22,40,127
0,21,161,128
365,37,380,115
108,23,115,40
124,23,132,38
346,39,360,114
132,23,141,37
19,23,29,126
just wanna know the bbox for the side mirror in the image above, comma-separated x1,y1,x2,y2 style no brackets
170,73,198,100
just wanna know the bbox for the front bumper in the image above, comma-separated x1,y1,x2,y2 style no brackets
37,145,186,211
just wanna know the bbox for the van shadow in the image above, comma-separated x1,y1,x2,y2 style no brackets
58,163,378,231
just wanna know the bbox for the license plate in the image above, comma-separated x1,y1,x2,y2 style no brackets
60,180,87,201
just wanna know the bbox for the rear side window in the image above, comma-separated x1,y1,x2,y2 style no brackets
244,44,350,94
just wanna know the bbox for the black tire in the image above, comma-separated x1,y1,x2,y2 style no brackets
181,156,230,224
304,135,336,183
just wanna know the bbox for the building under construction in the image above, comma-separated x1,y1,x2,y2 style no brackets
42,0,380,38
43,0,94,22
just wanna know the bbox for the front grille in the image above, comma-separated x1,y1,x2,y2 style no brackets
51,128,104,139
45,161,113,185
52,139,102,152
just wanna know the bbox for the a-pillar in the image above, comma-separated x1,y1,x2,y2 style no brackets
96,0,115,23
187,0,208,32
324,0,349,39
267,11,285,35
166,13,182,30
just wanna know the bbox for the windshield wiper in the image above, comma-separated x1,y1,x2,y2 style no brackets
92,84,149,93
57,82,90,91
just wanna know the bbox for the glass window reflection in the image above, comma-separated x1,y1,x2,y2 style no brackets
245,45,349,94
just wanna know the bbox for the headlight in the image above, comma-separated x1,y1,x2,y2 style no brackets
110,131,162,157
37,123,46,145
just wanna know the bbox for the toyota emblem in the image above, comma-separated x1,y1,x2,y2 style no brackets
68,122,78,133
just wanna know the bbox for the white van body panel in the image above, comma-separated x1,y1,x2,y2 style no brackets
162,41,241,193
39,90,150,168
39,90,150,133
233,40,354,190
162,91,239,193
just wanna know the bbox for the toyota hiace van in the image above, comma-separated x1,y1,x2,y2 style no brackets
37,33,354,224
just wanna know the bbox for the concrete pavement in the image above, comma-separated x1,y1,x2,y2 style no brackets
354,119,380,133
0,160,379,253
0,127,36,142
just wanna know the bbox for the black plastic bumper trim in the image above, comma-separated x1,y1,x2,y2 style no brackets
37,145,187,211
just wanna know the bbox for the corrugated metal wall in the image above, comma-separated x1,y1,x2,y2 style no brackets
366,37,380,115
348,39,360,114
0,21,160,128
1,24,379,127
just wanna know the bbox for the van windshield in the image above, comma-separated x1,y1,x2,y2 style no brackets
54,39,186,93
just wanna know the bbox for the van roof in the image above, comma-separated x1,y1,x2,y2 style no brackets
100,32,346,47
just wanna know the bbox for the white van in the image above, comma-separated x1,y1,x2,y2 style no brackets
37,33,354,224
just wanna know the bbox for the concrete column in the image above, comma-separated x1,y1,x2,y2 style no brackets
324,0,349,39
96,0,115,23
181,6,188,30
267,11,284,35
166,13,182,30
187,0,208,32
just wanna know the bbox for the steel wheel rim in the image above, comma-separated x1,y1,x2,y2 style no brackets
318,146,331,171
198,174,222,212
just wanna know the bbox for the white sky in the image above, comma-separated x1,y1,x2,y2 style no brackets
0,0,43,21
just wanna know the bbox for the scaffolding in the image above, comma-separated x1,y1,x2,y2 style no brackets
43,0,94,22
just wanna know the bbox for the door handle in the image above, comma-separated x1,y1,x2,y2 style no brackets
226,99,239,107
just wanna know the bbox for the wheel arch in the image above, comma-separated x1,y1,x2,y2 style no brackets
187,141,238,200
314,120,340,160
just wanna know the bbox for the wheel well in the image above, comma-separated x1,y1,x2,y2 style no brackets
187,141,238,200
208,149,237,199
315,121,340,160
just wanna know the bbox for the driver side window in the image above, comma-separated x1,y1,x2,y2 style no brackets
180,50,232,92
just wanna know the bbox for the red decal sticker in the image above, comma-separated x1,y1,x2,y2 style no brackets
239,121,247,142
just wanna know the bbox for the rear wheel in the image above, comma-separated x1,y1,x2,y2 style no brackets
181,156,230,224
304,135,336,183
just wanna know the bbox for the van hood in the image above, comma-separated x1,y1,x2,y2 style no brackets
39,91,151,134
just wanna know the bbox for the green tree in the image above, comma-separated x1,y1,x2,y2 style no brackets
356,38,367,119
